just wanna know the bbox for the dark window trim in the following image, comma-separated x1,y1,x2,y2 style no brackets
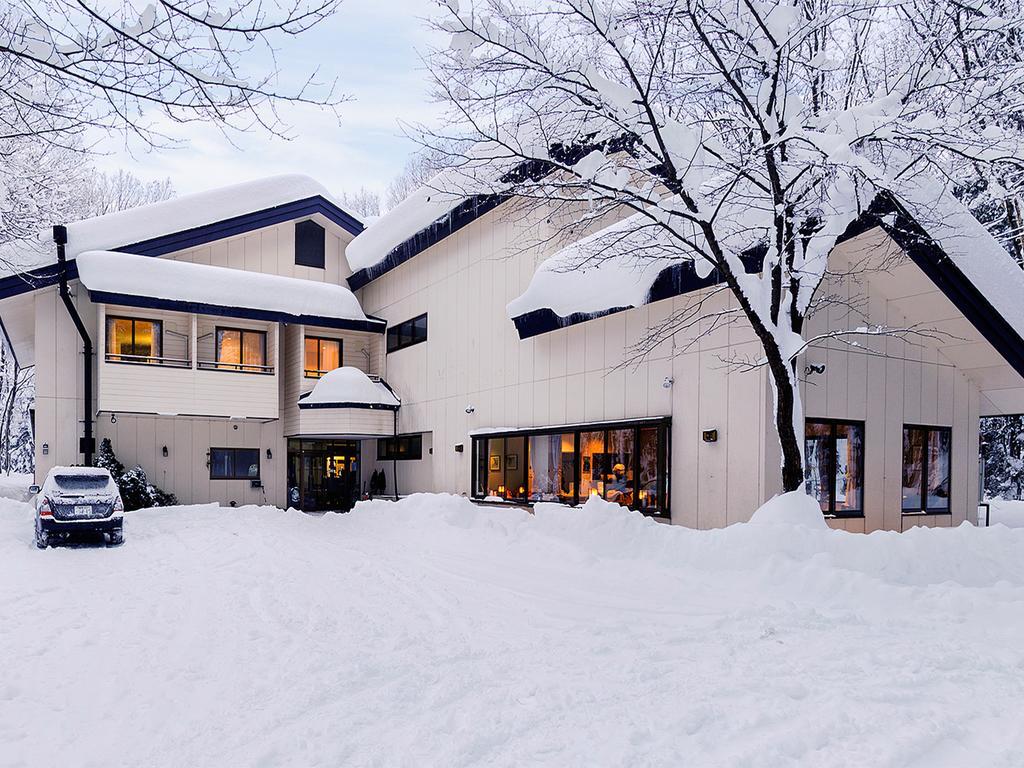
378,434,423,461
470,417,671,518
304,335,343,378
209,447,261,480
805,418,866,519
386,313,428,353
902,423,953,515
214,325,269,373
106,315,165,363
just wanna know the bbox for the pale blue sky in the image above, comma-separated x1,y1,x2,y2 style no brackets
95,0,445,198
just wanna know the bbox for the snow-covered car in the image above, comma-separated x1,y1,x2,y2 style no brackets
30,467,124,549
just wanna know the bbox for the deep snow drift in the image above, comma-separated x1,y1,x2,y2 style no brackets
2,493,1024,767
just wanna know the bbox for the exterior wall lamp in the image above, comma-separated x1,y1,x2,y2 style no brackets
266,449,273,460
162,446,169,457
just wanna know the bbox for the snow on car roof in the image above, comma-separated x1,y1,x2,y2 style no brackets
77,250,371,325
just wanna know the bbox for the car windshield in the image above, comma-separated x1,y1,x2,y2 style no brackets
53,474,111,492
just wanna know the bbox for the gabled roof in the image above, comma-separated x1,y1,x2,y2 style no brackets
505,185,1024,380
0,174,364,300
77,251,383,333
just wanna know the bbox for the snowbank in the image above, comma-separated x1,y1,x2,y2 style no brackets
748,491,829,529
0,472,33,501
986,498,1024,528
298,366,399,408
77,250,369,324
3,493,1024,767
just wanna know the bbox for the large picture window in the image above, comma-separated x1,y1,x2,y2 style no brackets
386,314,427,353
902,425,952,513
215,327,268,373
471,420,669,517
804,419,864,517
106,317,162,363
304,336,342,378
209,448,260,480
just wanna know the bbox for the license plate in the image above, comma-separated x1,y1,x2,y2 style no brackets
73,504,92,517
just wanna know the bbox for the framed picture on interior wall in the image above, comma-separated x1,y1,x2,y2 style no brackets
506,454,519,471
489,455,501,472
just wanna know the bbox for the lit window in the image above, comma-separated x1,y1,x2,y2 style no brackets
377,434,423,461
304,337,342,378
216,328,267,373
902,426,951,513
105,317,162,363
804,420,864,517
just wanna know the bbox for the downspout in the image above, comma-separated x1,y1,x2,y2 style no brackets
52,225,94,466
392,408,399,501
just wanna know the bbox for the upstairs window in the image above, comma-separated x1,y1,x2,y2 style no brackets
902,425,952,513
804,419,865,517
295,220,326,268
106,317,162,363
216,327,268,373
377,434,423,461
209,447,260,480
386,313,427,353
304,336,342,378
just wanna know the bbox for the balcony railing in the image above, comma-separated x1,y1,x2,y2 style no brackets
197,360,275,375
104,353,192,368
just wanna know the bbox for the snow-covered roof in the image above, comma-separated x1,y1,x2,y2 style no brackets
887,176,1024,341
346,144,520,273
297,367,400,410
0,174,361,285
506,213,695,320
66,174,352,259
77,251,379,330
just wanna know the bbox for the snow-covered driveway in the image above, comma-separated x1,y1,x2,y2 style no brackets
2,494,1024,767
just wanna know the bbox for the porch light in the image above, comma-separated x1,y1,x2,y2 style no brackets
266,449,273,460
162,446,169,457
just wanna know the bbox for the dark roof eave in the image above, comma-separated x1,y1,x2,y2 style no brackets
0,195,363,300
89,290,386,333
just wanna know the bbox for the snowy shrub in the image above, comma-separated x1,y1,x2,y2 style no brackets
94,438,177,511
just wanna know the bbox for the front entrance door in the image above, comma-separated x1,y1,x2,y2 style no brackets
287,439,361,512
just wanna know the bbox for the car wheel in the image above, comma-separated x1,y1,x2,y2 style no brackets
109,526,124,546
35,527,49,549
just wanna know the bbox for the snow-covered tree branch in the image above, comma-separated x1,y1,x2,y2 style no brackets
422,0,1024,492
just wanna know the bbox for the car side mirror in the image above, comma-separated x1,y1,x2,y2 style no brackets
28,484,40,494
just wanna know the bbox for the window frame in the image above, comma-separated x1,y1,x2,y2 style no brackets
386,313,428,353
304,335,343,379
804,417,866,518
105,315,164,364
294,219,326,269
214,326,270,374
209,447,261,480
902,424,953,515
377,434,423,461
470,418,671,518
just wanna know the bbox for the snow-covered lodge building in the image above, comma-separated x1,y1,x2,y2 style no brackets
1,173,1023,531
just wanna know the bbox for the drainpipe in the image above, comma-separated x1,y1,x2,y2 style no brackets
52,225,94,466
392,408,399,501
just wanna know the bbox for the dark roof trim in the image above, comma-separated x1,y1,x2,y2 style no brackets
512,251,764,340
297,400,400,411
861,192,1024,379
348,192,506,290
0,195,363,300
87,290,386,334
347,139,633,290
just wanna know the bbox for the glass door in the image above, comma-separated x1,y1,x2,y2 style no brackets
287,439,361,512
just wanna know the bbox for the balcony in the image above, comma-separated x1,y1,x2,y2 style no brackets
287,367,399,437
96,305,279,421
